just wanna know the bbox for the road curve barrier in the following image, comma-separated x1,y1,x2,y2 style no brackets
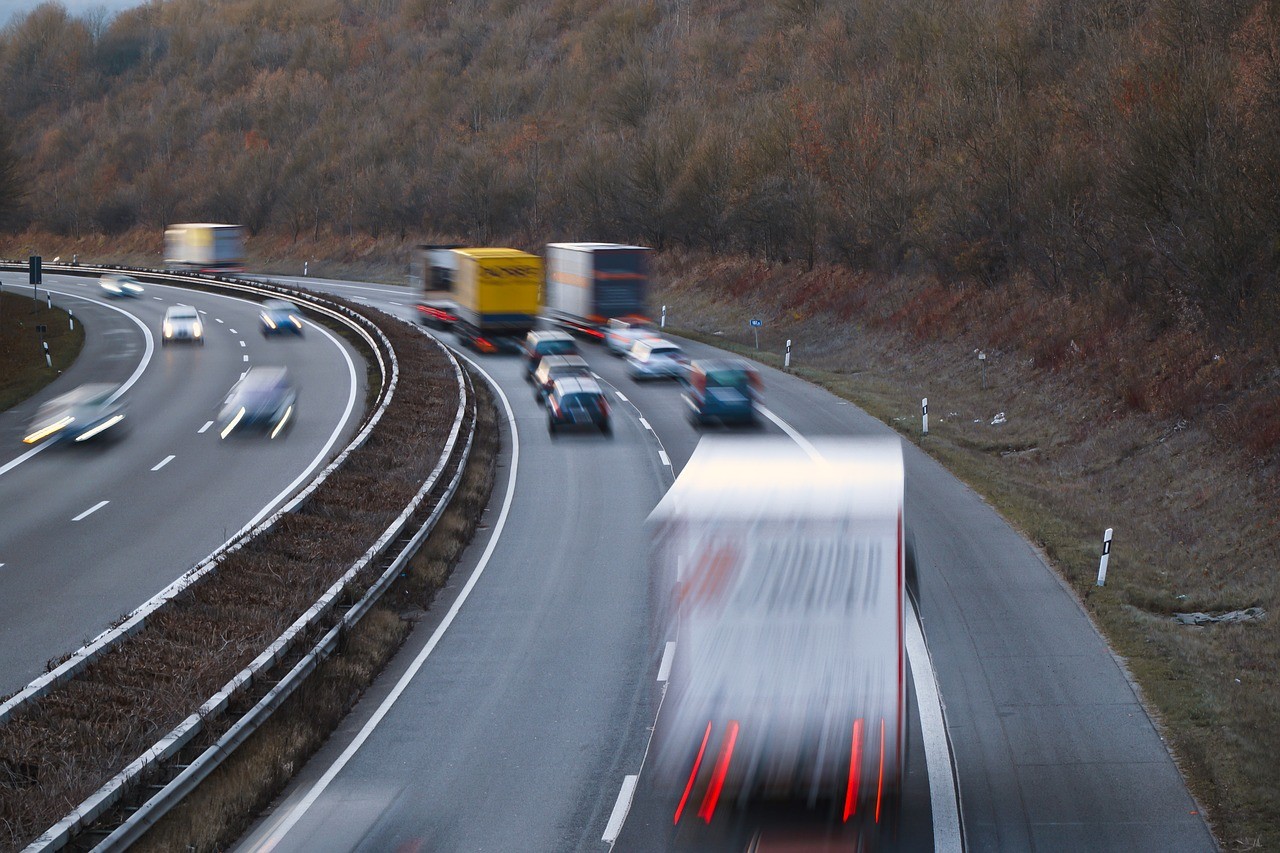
0,262,476,852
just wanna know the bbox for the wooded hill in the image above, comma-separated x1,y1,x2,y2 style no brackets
2,0,1279,335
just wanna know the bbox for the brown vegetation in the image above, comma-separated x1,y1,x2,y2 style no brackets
0,291,84,410
0,304,463,850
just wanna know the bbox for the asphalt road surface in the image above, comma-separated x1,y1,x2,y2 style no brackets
0,272,366,697
233,276,1213,853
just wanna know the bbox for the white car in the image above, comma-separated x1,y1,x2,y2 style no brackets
162,304,204,345
626,338,689,381
99,274,144,297
604,316,660,356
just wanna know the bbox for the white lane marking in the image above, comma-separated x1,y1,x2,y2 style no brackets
151,455,175,471
152,296,163,300
658,450,670,467
615,391,629,402
243,354,249,362
639,417,652,431
906,596,964,852
602,775,639,844
762,406,964,852
757,405,823,461
657,641,676,682
244,348,520,851
239,340,246,347
0,563,5,569
388,301,402,306
0,289,155,480
198,421,214,434
72,500,109,522
216,318,225,324
229,328,237,334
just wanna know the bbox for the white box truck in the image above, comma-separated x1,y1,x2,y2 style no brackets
164,223,245,271
648,437,907,829
543,242,650,339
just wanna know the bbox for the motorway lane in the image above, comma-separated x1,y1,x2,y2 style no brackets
608,335,1214,851
237,350,672,852
239,277,1211,851
0,273,366,697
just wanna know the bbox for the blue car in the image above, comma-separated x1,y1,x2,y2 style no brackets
217,367,297,439
260,299,305,336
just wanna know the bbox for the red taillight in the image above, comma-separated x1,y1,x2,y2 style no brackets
698,720,740,823
844,718,864,821
675,722,714,825
875,718,886,823
599,398,610,416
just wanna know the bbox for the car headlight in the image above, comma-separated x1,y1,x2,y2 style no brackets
192,322,203,338
163,321,173,337
261,313,276,329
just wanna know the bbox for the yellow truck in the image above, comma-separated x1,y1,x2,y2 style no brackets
449,248,543,352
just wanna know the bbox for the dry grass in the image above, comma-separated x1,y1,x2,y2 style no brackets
660,252,1280,849
128,377,499,853
0,310,467,849
0,291,84,411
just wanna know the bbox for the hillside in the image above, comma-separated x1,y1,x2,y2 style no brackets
1,0,1278,845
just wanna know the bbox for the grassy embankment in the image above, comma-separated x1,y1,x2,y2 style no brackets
0,290,84,411
658,253,1278,849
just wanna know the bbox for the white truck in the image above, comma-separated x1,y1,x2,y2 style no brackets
543,242,650,339
648,437,907,829
163,223,245,271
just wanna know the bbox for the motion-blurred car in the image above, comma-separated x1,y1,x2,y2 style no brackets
522,330,579,376
22,383,126,445
625,338,688,381
547,377,611,435
415,300,458,330
216,367,297,439
682,358,762,426
259,299,305,336
162,304,204,345
532,354,592,403
99,274,144,298
603,315,660,356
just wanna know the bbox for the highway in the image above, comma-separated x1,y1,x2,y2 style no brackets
232,276,1214,852
0,272,366,698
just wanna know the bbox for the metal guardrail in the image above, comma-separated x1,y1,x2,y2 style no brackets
0,264,396,727
0,265,475,850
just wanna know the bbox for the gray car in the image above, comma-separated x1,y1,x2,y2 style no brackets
162,304,204,345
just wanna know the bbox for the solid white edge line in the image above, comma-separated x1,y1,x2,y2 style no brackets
0,287,156,479
246,348,520,851
198,421,214,434
151,455,175,472
602,775,639,844
72,500,109,522
757,404,823,461
638,417,652,431
658,450,670,467
905,597,964,852
657,641,675,683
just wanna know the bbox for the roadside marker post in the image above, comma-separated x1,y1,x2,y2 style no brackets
43,341,51,368
922,397,929,436
46,291,52,310
304,261,309,276
1096,528,1113,586
661,304,667,329
979,351,987,389
69,309,74,330
784,339,792,370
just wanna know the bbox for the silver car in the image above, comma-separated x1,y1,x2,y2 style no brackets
99,274,144,297
22,384,126,445
626,338,688,380
162,304,204,345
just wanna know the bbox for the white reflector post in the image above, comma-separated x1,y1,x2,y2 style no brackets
922,397,928,436
1097,528,1114,586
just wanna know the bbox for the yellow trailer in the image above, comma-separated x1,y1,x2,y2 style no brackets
451,248,543,351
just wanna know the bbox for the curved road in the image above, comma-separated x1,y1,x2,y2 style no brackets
233,275,1214,852
0,272,366,698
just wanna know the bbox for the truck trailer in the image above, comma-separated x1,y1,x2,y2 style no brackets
544,242,650,339
409,243,465,329
164,223,245,271
450,248,542,352
648,437,907,831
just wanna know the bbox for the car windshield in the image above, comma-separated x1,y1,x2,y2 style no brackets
539,340,576,356
170,308,198,319
705,369,749,388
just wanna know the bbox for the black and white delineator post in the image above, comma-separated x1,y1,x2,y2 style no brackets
922,397,929,435
784,339,792,370
46,291,52,309
1096,528,1114,586
661,304,667,328
43,341,51,368
68,309,74,330
979,351,987,389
